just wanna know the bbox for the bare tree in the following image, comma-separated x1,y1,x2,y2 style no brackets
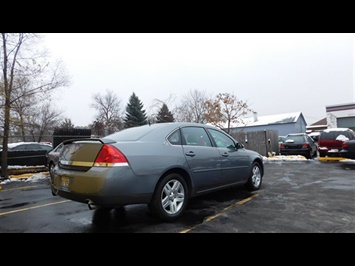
10,77,40,141
1,33,70,180
173,89,212,123
204,92,254,133
26,101,63,142
90,89,123,134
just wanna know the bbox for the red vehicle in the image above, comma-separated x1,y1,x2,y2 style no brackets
318,128,355,157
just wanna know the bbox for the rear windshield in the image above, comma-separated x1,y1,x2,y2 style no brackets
319,130,352,140
103,124,165,141
285,135,305,143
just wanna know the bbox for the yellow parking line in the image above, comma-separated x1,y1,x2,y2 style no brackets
179,193,258,233
10,172,50,179
0,200,71,216
318,157,347,161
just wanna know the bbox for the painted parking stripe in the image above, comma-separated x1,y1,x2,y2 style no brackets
0,200,71,216
179,193,258,233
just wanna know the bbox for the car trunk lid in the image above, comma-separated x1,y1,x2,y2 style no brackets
58,138,112,170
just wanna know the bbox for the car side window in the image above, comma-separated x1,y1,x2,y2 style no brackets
28,144,41,150
181,127,212,147
41,145,53,151
11,145,27,151
207,128,235,149
307,136,315,143
167,130,181,145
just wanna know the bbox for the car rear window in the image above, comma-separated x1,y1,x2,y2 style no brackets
285,135,305,143
104,124,166,141
319,130,352,140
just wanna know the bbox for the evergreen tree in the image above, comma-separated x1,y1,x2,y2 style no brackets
123,92,147,128
59,118,75,130
156,103,174,123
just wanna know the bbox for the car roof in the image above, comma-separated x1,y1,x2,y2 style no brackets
103,122,224,142
286,133,307,136
322,128,352,133
8,142,52,148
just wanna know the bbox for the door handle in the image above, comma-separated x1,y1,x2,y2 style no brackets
185,151,196,157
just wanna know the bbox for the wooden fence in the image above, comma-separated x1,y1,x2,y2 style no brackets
52,128,91,148
230,130,279,157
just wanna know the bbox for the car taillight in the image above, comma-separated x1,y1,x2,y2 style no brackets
94,144,128,166
302,143,310,149
342,142,349,149
280,143,285,148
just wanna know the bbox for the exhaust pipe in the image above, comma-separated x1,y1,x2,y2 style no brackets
87,200,98,210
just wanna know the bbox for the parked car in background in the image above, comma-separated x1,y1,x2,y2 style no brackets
308,131,321,142
47,142,64,178
318,128,355,157
0,142,53,166
278,135,286,154
280,133,318,159
278,136,286,144
50,122,264,222
340,140,355,159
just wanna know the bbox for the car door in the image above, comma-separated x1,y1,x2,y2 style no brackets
181,126,222,193
206,128,250,184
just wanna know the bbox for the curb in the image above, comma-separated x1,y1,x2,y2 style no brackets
8,166,48,175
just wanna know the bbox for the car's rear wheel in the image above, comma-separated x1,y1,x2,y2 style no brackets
245,162,262,191
313,150,317,158
306,150,312,159
149,173,188,222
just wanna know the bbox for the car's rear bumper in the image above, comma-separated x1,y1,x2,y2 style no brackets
280,149,310,157
319,151,342,157
340,150,355,159
50,166,158,207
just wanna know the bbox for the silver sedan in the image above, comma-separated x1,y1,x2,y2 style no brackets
50,122,264,222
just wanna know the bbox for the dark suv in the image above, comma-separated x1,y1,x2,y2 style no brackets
318,128,355,157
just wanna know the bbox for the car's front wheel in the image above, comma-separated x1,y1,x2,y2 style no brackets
245,162,262,191
48,163,55,179
149,173,188,222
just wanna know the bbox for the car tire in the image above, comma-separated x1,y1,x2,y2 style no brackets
149,173,188,222
313,150,317,158
306,150,312,159
48,162,55,179
245,162,262,191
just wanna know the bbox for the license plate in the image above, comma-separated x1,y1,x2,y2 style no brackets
60,176,70,191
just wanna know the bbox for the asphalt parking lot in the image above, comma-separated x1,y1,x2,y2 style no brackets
0,159,354,233
189,159,355,233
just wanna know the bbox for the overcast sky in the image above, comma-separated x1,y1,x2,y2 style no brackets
43,33,355,127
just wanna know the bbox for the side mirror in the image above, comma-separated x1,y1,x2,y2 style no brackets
236,143,244,149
